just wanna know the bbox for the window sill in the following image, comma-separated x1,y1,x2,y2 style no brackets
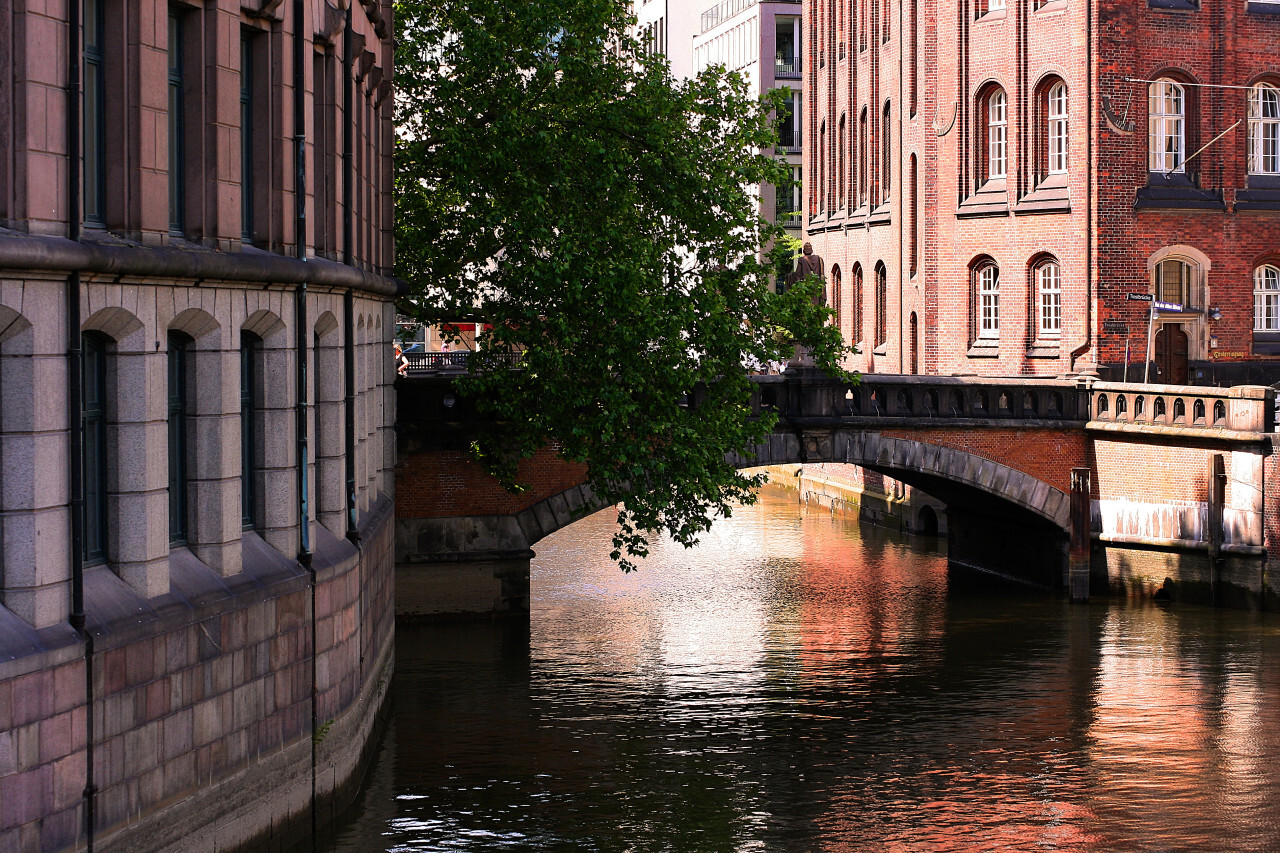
1252,336,1280,355
1027,341,1061,358
1136,179,1224,211
1016,177,1071,215
967,341,1000,357
1236,188,1280,212
868,205,892,227
873,344,888,357
1149,0,1198,9
975,9,1008,22
1033,0,1068,13
958,181,1009,218
1245,0,1279,11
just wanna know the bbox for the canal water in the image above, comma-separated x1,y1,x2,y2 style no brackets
322,485,1280,852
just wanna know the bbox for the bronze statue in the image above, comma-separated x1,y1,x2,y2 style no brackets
786,242,827,305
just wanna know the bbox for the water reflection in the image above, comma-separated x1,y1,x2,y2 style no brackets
322,486,1280,852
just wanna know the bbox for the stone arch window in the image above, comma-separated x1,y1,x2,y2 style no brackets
1149,77,1187,174
1033,77,1068,181
82,307,166,597
313,312,344,536
852,263,865,344
976,85,1008,185
241,309,295,557
874,261,888,348
1155,257,1193,307
1033,257,1062,338
1247,82,1279,177
167,331,192,545
1254,263,1280,354
971,258,1000,341
909,154,918,275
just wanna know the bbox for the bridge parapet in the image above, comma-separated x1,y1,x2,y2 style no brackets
1088,381,1275,438
753,369,1090,426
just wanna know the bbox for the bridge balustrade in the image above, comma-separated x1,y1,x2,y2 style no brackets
1088,382,1274,434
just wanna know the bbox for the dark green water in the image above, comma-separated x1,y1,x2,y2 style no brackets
322,487,1280,852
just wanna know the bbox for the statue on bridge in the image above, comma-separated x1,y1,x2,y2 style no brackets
786,242,827,368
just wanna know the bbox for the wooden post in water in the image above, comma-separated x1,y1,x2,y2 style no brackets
1208,453,1226,607
1069,468,1091,602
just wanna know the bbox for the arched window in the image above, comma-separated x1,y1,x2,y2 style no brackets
831,265,843,334
909,0,918,115
909,154,918,275
838,114,847,208
853,264,865,344
241,331,262,529
1248,83,1280,176
858,107,869,206
987,90,1008,179
83,333,110,563
1149,78,1185,173
1155,257,1192,306
874,262,888,347
1036,261,1061,337
1256,264,1280,332
882,101,892,196
167,332,192,544
1048,82,1068,175
882,0,890,41
974,261,1000,340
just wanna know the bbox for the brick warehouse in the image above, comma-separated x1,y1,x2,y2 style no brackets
802,0,1280,384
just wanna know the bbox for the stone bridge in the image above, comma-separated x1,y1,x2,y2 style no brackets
394,369,1278,618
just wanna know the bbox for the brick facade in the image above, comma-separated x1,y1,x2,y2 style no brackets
803,0,1280,385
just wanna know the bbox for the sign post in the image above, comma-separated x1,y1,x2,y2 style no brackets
1126,293,1156,384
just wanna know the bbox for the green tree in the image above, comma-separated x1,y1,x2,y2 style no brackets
395,0,854,569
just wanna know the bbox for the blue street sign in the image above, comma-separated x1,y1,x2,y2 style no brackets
1154,300,1183,313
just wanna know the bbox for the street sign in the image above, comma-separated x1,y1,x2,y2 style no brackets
1126,293,1154,302
1154,300,1183,313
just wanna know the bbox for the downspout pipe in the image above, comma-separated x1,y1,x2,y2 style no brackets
65,3,97,850
1070,0,1095,375
343,7,360,544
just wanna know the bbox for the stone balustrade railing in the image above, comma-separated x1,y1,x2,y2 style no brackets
1088,381,1275,435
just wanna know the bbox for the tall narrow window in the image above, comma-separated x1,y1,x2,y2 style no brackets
859,108,868,205
241,332,261,529
1254,264,1279,332
1037,262,1062,337
853,264,865,343
1048,82,1069,174
168,333,190,543
909,0,918,115
988,90,1008,180
875,263,888,347
909,154,918,275
83,0,106,224
819,122,827,213
82,334,108,563
1149,79,1185,174
241,33,254,241
882,0,890,41
882,102,892,196
831,265,843,333
977,264,1000,339
1248,83,1280,176
837,114,847,208
168,9,185,233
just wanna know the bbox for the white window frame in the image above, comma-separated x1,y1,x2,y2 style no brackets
1037,262,1061,337
1248,83,1280,176
1149,79,1185,173
988,90,1008,180
1256,264,1280,332
978,265,1000,339
1048,82,1068,175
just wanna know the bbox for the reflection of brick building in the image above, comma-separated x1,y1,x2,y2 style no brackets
804,0,1280,385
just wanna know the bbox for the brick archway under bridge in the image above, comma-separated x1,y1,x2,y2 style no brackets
394,369,1277,618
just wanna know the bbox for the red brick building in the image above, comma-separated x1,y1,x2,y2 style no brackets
803,0,1280,385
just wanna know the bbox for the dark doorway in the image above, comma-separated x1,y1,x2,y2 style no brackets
1155,324,1189,384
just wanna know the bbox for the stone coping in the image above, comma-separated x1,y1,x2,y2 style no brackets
0,228,405,298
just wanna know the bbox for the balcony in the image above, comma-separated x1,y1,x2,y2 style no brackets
775,56,801,78
777,127,801,154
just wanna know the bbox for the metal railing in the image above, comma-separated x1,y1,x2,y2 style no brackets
775,57,801,77
701,0,757,32
400,351,523,373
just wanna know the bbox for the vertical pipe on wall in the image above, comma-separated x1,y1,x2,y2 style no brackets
65,0,97,848
342,8,359,544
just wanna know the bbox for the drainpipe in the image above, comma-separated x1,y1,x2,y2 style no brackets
897,0,906,373
1070,0,1095,375
342,8,360,544
290,0,320,842
65,3,97,849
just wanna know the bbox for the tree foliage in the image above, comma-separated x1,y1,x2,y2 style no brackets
394,0,854,569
